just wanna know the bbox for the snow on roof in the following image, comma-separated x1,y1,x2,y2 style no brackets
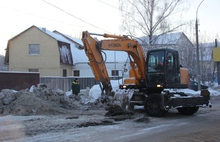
59,33,83,46
199,42,220,48
197,42,220,61
139,32,183,45
37,27,86,64
69,43,88,64
155,32,182,44
37,27,128,64
37,27,70,43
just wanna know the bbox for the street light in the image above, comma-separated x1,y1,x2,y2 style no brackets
195,0,205,91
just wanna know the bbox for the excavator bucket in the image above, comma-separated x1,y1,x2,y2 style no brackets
102,89,135,116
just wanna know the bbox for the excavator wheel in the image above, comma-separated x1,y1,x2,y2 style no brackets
144,94,167,117
177,107,199,115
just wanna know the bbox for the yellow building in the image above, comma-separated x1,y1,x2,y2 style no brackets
4,25,83,77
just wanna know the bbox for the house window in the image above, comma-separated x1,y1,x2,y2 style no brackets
111,70,119,76
63,69,67,77
29,44,40,55
73,70,80,76
29,69,39,72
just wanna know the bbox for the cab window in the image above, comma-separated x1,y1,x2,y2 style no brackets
148,51,164,72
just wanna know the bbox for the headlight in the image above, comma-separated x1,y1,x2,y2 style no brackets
157,84,163,88
122,85,127,89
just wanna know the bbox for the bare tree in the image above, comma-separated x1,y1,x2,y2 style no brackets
119,0,188,45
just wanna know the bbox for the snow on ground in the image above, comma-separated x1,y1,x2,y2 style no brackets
1,80,219,116
0,80,219,142
87,80,220,103
88,80,123,102
172,82,220,97
31,79,220,105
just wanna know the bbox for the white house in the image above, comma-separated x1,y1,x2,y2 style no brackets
52,29,130,78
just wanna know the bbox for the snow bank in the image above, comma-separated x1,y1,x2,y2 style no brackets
89,80,123,102
88,80,220,102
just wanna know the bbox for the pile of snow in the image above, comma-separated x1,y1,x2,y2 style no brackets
1,80,219,116
88,80,124,102
0,84,103,116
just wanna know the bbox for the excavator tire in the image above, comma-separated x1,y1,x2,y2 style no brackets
177,107,199,115
144,94,167,117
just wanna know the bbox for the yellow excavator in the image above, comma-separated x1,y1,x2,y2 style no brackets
81,31,211,117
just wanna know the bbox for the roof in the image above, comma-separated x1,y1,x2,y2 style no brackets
5,25,128,65
139,32,184,45
36,27,89,65
197,42,220,61
37,27,71,43
51,29,128,64
199,42,220,48
53,30,84,49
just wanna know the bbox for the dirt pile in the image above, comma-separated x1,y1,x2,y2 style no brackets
0,84,104,116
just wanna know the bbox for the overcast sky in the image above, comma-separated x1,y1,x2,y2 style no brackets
0,0,219,55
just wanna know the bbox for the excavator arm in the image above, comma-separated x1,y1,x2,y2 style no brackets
81,31,146,95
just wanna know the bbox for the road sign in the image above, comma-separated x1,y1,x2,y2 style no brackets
213,48,220,62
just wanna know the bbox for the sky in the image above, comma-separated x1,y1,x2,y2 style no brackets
0,0,220,56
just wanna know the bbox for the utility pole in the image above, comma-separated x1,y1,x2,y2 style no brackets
195,0,205,90
217,60,220,85
195,18,201,90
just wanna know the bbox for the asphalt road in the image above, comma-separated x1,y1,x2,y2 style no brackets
73,100,220,142
1,99,220,142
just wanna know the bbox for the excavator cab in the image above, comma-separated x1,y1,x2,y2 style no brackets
146,49,188,90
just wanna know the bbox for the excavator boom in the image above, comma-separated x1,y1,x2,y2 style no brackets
82,31,112,94
82,31,146,95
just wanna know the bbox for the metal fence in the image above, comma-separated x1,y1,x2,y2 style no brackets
40,77,100,92
0,72,120,92
40,77,122,92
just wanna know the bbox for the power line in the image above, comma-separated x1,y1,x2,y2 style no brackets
41,0,110,33
96,0,129,14
96,0,120,11
0,5,84,29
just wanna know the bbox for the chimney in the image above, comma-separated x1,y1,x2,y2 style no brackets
42,27,46,32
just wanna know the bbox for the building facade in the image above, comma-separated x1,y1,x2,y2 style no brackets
4,25,129,78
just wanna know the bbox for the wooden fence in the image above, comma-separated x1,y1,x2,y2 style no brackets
0,71,39,91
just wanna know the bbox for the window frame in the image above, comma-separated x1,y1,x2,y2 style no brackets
63,69,67,77
73,70,80,76
111,70,119,76
29,44,40,55
28,69,39,72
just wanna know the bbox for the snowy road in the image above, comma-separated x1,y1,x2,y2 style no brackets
66,103,220,142
0,100,220,142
